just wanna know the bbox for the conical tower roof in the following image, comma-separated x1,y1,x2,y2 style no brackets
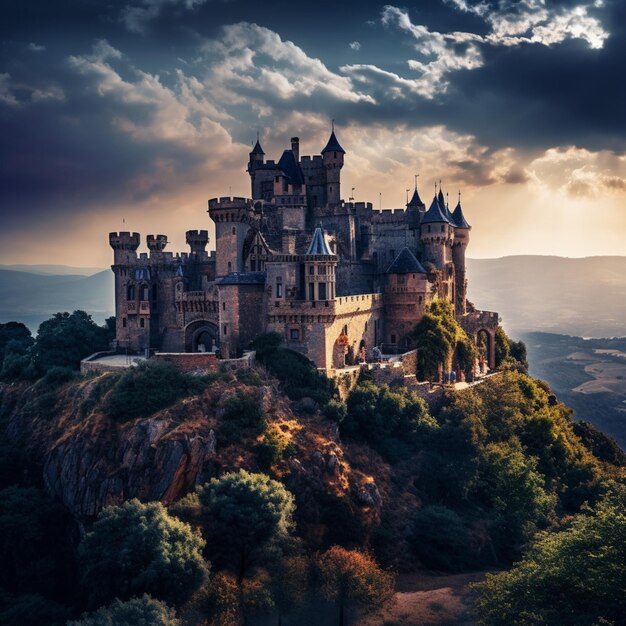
321,130,345,154
407,187,425,208
421,195,450,224
250,139,265,155
386,247,426,274
306,225,335,256
452,200,471,229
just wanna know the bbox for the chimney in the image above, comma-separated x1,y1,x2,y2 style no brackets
291,136,300,162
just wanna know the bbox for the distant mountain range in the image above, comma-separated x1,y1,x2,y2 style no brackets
1,256,625,339
0,268,113,330
467,255,626,339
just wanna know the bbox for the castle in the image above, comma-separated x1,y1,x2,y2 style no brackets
109,129,498,372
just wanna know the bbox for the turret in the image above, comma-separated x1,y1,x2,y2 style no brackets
109,231,140,265
321,126,345,207
304,225,337,301
208,197,253,277
247,138,265,198
291,136,300,162
384,248,428,351
186,229,209,257
420,195,453,269
452,195,471,315
147,234,168,252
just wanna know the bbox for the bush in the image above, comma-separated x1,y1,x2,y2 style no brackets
255,424,289,469
323,398,347,423
79,500,208,608
68,595,180,626
219,391,265,442
252,333,335,406
104,361,204,421
409,505,473,571
41,366,76,386
342,381,437,455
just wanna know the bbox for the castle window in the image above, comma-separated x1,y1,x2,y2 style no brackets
140,318,145,328
227,261,232,272
127,285,136,300
222,302,226,311
391,333,396,344
276,282,283,298
318,282,327,300
223,325,227,335
232,227,236,235
329,186,333,192
309,265,314,275
441,225,445,232
122,317,127,328
140,285,149,301
365,321,368,331
318,265,326,275
309,283,315,301
152,284,157,300
290,328,300,340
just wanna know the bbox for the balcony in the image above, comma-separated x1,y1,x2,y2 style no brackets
139,301,151,315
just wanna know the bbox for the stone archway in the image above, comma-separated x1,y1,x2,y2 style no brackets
476,328,495,372
185,320,219,353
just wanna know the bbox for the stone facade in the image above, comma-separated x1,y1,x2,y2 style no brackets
110,128,498,372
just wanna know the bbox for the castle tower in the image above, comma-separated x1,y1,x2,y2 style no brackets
420,195,453,269
247,138,265,198
384,247,429,351
147,234,168,262
304,225,337,301
208,196,253,277
186,229,209,258
109,231,140,266
321,126,345,207
452,195,471,315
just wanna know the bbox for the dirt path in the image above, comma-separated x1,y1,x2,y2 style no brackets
358,570,488,626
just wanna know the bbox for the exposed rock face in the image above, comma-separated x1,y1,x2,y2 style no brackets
0,373,403,557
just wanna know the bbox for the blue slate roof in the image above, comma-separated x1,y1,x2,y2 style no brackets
321,130,346,154
421,195,450,224
452,200,471,229
407,188,425,208
250,139,264,155
218,272,266,285
306,226,335,256
386,247,426,274
277,150,305,184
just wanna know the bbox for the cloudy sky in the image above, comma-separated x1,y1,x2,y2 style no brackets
1,0,625,266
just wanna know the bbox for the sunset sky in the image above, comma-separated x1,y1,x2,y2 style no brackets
1,0,625,267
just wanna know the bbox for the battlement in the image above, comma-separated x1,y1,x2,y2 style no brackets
208,196,252,211
147,234,168,251
300,155,323,163
109,231,140,250
186,229,209,253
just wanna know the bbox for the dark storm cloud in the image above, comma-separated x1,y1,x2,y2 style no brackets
1,0,625,234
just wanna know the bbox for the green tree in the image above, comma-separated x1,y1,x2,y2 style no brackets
409,505,473,571
481,443,556,558
185,470,296,583
473,483,626,626
0,322,33,359
269,555,310,626
79,500,207,609
34,310,111,371
316,546,395,626
494,326,510,367
68,595,180,626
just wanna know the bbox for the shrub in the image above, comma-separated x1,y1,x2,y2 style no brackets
79,500,208,608
41,366,76,386
409,505,473,571
219,391,265,442
255,424,289,469
68,595,180,626
323,398,347,423
104,361,204,421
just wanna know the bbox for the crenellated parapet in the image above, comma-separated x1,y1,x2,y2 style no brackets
147,234,168,252
109,231,140,250
186,229,209,255
208,196,254,223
